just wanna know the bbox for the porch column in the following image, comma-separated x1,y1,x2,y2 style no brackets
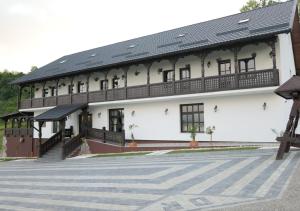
196,52,208,92
30,84,34,108
123,67,129,99
168,58,179,94
38,121,43,157
144,62,153,97
86,73,90,103
59,119,66,159
81,108,88,137
17,85,22,109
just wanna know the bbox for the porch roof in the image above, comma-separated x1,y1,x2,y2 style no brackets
275,75,300,99
34,104,87,122
0,112,33,121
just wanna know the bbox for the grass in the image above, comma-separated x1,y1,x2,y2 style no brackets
90,146,259,158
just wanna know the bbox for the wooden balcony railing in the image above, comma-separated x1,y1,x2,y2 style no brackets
4,128,33,137
20,69,279,109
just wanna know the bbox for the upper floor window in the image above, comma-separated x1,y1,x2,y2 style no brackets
112,77,120,89
180,66,191,80
239,58,255,73
180,103,204,133
50,87,56,97
163,70,174,82
218,60,231,75
42,88,48,97
77,81,85,93
100,80,108,90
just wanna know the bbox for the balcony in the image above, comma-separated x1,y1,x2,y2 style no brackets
20,69,279,109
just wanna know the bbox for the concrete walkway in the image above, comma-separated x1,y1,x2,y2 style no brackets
0,148,298,210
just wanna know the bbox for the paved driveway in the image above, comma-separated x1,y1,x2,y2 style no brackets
0,149,299,211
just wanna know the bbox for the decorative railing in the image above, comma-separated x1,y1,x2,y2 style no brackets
20,69,279,109
62,134,82,159
39,130,62,157
87,128,126,146
4,128,33,137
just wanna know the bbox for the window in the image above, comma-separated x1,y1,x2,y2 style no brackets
239,58,255,73
77,81,85,93
52,121,59,133
42,89,48,97
109,109,124,132
180,66,191,80
218,60,231,75
50,87,56,97
180,103,204,133
112,77,120,89
163,70,174,82
100,80,108,90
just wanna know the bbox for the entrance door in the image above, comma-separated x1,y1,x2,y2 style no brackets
79,113,93,133
109,109,124,132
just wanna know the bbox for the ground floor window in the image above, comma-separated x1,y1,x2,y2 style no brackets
180,103,204,133
52,121,59,133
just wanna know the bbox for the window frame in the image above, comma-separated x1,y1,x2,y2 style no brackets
180,103,204,133
218,59,232,75
112,77,120,89
179,66,191,80
77,81,85,93
52,121,59,133
163,70,175,83
238,57,256,73
100,79,108,90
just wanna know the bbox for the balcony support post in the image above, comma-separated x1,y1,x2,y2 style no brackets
266,38,277,70
123,67,129,99
196,52,209,92
70,76,74,104
38,121,43,158
168,57,179,94
55,79,59,106
104,71,108,101
86,73,90,103
231,46,242,89
30,84,33,108
144,62,153,97
42,82,46,107
17,85,22,109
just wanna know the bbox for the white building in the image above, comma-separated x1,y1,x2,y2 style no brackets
10,0,300,156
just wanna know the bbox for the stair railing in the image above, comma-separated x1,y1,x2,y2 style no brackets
39,130,62,157
62,134,82,159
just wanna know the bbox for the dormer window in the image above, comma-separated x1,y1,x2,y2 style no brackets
59,60,67,64
238,18,249,24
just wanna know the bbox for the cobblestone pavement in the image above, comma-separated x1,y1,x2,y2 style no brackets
0,149,299,211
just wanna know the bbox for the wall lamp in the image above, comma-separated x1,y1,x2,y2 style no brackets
165,108,169,115
131,110,135,116
98,112,101,118
158,68,163,74
263,102,267,111
214,105,218,113
207,61,211,68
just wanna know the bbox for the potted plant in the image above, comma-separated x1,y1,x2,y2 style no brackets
206,126,216,147
189,125,199,148
128,124,138,147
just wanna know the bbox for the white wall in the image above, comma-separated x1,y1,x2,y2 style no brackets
88,91,291,142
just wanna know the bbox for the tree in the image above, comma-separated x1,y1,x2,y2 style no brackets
240,0,281,12
30,66,38,72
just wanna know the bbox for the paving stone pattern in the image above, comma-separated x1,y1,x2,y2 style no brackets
0,149,299,211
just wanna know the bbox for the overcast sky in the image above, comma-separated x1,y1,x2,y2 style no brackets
0,0,249,73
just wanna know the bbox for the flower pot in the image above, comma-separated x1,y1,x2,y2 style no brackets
189,140,199,148
128,141,138,148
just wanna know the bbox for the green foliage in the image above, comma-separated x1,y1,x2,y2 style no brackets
240,0,281,12
188,125,197,141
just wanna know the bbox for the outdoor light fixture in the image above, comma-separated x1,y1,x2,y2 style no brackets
121,75,125,80
214,105,218,112
158,68,163,74
98,112,101,118
134,70,140,76
269,51,273,58
94,77,99,82
165,108,169,115
263,102,267,110
207,61,211,68
131,110,135,116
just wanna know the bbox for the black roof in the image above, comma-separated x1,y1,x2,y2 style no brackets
13,0,298,85
0,112,33,120
34,104,87,121
275,75,300,99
